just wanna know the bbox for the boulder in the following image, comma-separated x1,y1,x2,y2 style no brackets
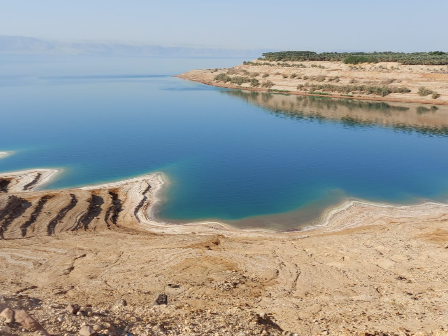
79,325,97,336
66,303,80,315
155,293,168,305
13,309,49,335
0,308,14,323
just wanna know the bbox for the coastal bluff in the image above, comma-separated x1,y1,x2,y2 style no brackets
178,56,448,106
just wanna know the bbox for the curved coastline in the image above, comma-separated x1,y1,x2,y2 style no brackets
176,76,448,106
1,160,447,237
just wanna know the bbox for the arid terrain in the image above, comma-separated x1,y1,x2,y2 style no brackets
1,160,448,335
178,60,448,105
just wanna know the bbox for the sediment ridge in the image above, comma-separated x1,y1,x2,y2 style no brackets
1,153,448,335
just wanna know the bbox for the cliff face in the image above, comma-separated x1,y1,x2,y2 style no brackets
178,60,448,105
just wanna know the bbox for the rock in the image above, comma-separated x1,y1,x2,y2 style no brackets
0,326,11,335
114,299,127,307
0,308,14,323
66,304,80,315
155,293,168,305
13,309,49,335
14,309,40,330
79,325,97,336
84,307,93,317
92,324,102,332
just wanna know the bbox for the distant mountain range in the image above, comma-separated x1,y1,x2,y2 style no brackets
0,35,268,58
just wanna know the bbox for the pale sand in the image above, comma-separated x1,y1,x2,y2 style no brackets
0,168,61,193
1,168,448,335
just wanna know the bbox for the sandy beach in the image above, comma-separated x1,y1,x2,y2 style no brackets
1,160,448,335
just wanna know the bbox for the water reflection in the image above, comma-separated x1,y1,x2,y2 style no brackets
224,90,448,137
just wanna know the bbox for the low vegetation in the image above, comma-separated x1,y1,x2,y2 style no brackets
261,80,274,88
298,83,411,97
418,86,441,99
344,55,379,64
214,73,251,86
259,51,448,65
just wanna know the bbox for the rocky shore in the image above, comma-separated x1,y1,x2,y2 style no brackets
1,158,448,335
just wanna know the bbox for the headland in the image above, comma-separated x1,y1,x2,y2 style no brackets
178,51,448,106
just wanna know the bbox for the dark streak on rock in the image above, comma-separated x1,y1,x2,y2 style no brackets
0,179,11,193
23,173,42,191
77,194,104,230
105,191,122,228
47,194,78,235
0,196,32,239
134,183,152,223
20,195,53,237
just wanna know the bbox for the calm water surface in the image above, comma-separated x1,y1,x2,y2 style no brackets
1,56,448,230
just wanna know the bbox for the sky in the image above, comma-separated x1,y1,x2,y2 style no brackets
1,0,447,52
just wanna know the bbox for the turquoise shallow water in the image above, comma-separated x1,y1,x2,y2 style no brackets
1,56,448,230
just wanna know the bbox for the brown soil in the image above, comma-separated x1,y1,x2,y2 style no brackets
1,169,448,335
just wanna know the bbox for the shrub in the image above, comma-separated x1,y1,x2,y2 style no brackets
262,73,269,78
290,73,298,78
282,74,288,78
214,73,231,83
316,75,326,82
261,80,274,88
251,78,260,87
231,76,251,85
305,83,410,96
432,92,441,99
250,72,260,78
418,87,433,96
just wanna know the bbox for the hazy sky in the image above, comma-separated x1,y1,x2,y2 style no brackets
2,0,447,51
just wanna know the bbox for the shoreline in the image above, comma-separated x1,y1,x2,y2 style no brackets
2,166,448,334
1,165,448,237
175,76,448,106
176,59,448,106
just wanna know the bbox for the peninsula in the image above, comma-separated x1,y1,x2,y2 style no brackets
178,51,448,106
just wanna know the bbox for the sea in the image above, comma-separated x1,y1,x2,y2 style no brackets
1,55,448,231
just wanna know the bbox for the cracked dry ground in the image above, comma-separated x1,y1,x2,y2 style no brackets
1,175,448,335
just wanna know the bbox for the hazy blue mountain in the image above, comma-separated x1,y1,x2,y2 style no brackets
0,35,268,58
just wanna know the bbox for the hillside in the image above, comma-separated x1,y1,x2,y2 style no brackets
178,53,448,105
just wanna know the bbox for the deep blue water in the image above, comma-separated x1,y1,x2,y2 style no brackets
1,56,448,230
